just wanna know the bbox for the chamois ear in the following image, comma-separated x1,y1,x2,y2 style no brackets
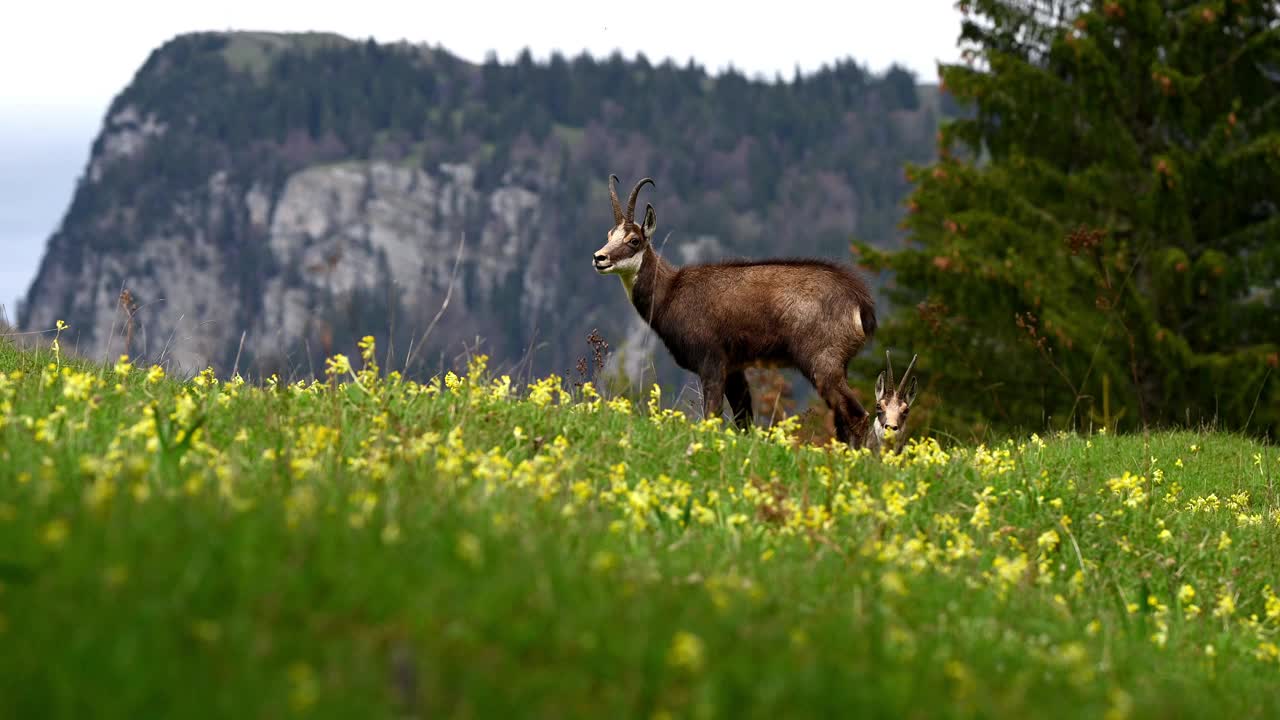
875,371,887,402
642,203,657,240
905,376,918,406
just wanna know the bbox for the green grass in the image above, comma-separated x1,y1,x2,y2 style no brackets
1,336,1278,719
221,32,353,80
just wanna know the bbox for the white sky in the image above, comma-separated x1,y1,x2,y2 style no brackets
0,0,964,317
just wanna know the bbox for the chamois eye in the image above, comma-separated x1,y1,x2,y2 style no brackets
627,236,641,247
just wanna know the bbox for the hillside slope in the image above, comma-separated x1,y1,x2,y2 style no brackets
1,338,1279,717
20,32,945,386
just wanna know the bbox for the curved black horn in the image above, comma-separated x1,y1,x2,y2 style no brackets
897,354,918,395
884,350,895,392
608,174,623,224
626,177,654,223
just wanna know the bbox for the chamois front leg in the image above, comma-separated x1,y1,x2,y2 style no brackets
725,369,753,431
698,363,727,425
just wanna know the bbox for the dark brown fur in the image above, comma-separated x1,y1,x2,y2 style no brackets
594,177,877,446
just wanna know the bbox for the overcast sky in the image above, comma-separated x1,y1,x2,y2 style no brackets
0,0,964,320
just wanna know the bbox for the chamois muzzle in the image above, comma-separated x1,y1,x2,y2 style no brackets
593,253,612,272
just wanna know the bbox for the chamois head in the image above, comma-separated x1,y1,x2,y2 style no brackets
873,351,919,451
593,175,657,280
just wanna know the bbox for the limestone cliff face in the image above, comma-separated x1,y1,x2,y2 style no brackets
24,104,240,371
24,150,555,376
253,161,553,370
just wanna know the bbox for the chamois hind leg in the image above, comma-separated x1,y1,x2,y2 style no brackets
725,369,753,431
698,363,727,424
835,382,871,448
811,358,867,448
816,377,856,446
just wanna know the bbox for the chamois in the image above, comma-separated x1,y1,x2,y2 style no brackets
593,175,878,446
865,351,920,454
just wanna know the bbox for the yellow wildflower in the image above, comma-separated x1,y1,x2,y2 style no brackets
881,571,908,596
42,518,70,548
1105,688,1132,720
1213,588,1236,619
1263,585,1280,622
969,486,995,529
590,551,617,573
667,631,706,673
1257,642,1280,663
456,532,483,568
326,354,353,378
381,523,402,545
288,663,318,712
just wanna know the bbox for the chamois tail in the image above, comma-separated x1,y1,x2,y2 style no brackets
859,301,878,341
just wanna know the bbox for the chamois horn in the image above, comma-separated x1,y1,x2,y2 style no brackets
608,174,623,225
626,177,654,223
897,353,919,395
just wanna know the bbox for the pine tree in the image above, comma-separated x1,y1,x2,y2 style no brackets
856,0,1280,437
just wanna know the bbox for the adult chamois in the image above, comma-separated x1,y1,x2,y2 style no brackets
593,175,878,447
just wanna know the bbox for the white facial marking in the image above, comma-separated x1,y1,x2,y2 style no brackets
614,252,644,297
594,225,645,298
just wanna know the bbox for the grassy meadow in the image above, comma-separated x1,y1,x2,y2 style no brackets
1,331,1278,718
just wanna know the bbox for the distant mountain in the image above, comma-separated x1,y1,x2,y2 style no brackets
20,31,950,388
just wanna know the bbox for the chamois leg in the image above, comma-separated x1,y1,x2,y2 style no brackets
725,370,753,431
698,365,727,424
817,378,855,446
814,368,867,448
836,382,871,448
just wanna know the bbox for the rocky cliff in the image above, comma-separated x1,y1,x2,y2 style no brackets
21,31,947,387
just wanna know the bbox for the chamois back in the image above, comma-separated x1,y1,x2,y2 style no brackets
652,258,876,371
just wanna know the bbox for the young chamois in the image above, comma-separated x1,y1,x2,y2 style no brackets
866,351,920,454
592,175,878,447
